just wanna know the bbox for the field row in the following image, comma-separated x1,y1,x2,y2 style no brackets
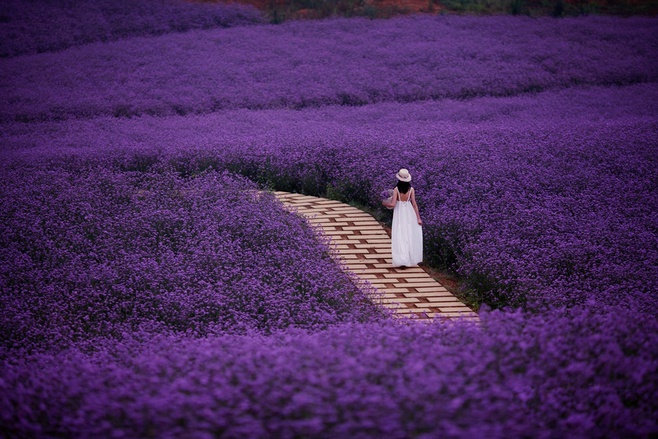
0,0,261,58
1,15,655,122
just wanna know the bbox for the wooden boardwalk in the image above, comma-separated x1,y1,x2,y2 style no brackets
275,192,479,322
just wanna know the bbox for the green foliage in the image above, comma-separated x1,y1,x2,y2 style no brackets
433,0,657,16
266,0,658,20
267,0,430,22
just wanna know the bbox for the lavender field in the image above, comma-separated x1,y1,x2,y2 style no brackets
1,1,657,436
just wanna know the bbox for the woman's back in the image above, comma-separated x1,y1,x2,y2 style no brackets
388,170,422,268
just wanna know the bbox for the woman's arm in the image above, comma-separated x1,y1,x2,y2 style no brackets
383,188,398,209
411,189,423,225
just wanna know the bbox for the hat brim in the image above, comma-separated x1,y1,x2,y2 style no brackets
396,173,411,182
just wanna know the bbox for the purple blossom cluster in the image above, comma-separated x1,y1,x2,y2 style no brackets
0,161,383,355
0,0,262,58
0,15,656,122
2,8,657,436
2,310,656,438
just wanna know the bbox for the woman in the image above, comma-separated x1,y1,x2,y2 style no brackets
382,168,423,268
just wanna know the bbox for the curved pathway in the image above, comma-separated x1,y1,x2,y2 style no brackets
275,192,479,322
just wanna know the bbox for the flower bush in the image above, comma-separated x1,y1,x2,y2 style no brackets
1,6,657,436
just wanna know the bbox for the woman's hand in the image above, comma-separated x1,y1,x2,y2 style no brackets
417,218,423,226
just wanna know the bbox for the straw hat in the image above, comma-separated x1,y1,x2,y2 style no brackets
396,168,411,182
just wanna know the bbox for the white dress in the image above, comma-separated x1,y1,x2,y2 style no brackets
391,187,423,267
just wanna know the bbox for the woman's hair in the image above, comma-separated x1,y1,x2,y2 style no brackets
396,181,411,194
